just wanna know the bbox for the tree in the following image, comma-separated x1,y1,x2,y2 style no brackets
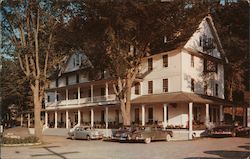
58,0,208,125
0,58,32,122
212,1,249,101
1,1,71,139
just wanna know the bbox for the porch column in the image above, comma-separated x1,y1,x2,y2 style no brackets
55,111,58,128
163,104,168,127
188,102,193,140
142,105,145,126
45,111,48,128
27,113,31,128
219,105,224,123
91,85,94,102
105,82,109,99
78,109,81,126
66,110,69,129
20,114,23,127
232,106,235,121
55,90,57,103
91,108,94,128
66,88,68,106
78,87,81,104
205,104,210,123
105,107,109,129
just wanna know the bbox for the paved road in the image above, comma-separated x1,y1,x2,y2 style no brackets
1,136,249,159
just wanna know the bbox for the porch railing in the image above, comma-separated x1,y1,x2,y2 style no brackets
46,94,117,107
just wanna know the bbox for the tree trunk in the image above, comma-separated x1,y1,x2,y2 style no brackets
33,80,43,141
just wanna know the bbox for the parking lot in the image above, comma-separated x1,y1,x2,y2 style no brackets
1,136,249,159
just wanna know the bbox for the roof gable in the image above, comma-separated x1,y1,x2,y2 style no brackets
58,52,92,76
184,15,228,62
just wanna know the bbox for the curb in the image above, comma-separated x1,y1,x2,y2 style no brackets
2,142,42,147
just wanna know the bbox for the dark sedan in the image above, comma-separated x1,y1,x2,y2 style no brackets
209,125,250,137
120,126,173,144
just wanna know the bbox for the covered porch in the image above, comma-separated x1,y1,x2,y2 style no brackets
131,92,234,139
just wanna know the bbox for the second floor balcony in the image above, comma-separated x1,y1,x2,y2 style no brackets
46,94,117,107
45,80,118,108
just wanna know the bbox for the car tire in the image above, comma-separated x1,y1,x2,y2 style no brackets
87,135,91,141
144,137,151,144
232,132,236,137
72,135,76,140
166,134,171,142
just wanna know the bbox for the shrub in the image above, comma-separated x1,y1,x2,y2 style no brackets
2,136,39,144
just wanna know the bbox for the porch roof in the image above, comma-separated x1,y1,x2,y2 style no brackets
132,92,234,106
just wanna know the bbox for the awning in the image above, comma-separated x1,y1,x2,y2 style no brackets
132,92,234,106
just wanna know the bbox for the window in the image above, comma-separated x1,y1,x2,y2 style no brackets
135,108,139,124
101,110,105,123
74,112,78,123
76,74,79,83
193,106,201,122
88,89,91,97
148,81,153,94
215,83,218,96
47,96,50,102
135,83,140,95
191,55,194,67
60,113,63,122
215,63,218,74
56,79,59,87
65,76,68,85
204,82,208,95
204,59,217,73
191,78,195,92
101,88,105,96
163,55,168,67
74,54,81,66
163,79,168,92
148,58,153,71
148,107,153,123
89,111,91,122
115,110,119,123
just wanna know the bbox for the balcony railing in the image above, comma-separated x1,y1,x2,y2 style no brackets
46,94,117,107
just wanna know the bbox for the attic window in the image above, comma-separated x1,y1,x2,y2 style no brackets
199,34,215,52
74,54,81,67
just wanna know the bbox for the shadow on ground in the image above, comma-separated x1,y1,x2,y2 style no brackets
30,145,79,159
184,142,250,159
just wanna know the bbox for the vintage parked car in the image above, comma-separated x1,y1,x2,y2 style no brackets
68,126,103,140
111,126,133,141
119,126,173,144
209,125,250,137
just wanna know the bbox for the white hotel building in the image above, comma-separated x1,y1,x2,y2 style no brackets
44,16,231,139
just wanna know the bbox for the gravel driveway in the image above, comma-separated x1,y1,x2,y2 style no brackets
1,136,249,159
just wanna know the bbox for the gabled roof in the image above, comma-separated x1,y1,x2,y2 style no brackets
205,15,228,63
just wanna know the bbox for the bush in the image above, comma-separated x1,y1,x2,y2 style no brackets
2,136,39,144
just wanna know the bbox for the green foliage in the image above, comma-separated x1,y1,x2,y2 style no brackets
212,1,249,100
3,136,39,144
